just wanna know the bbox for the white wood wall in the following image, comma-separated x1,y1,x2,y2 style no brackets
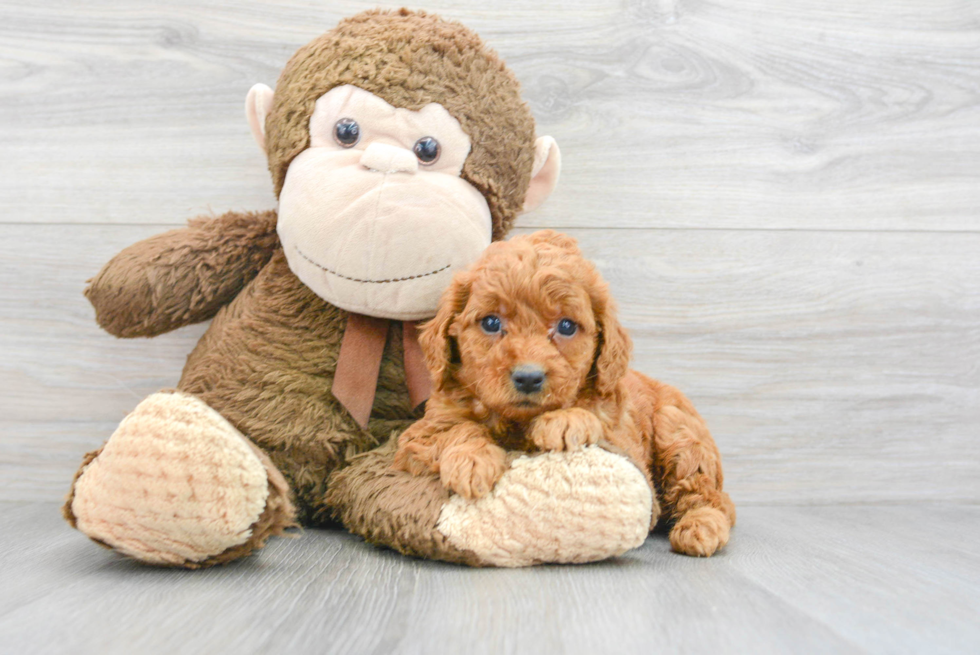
2,0,978,505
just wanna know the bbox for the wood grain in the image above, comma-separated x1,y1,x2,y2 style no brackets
1,0,978,230
1,502,977,654
1,224,977,503
1,3,979,647
0,2,977,507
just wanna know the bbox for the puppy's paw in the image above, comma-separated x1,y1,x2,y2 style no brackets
669,506,731,557
528,408,603,452
392,440,438,476
440,440,508,500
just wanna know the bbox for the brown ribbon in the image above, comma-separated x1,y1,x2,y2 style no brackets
402,320,432,410
332,313,432,428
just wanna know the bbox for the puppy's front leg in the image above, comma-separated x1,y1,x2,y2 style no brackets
395,421,507,499
528,407,603,452
393,419,443,476
438,423,508,500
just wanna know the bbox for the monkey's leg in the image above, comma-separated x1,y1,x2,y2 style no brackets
64,391,296,568
650,383,736,557
327,439,655,567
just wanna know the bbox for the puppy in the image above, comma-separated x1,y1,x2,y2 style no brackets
393,230,736,556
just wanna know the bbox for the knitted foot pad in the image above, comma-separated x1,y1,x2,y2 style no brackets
436,446,654,567
70,391,270,565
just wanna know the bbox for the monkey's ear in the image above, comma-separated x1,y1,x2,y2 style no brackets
245,83,275,152
522,136,561,213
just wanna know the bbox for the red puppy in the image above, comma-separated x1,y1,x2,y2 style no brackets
393,230,736,556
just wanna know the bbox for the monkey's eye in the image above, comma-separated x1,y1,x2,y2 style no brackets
413,137,440,165
480,315,502,335
556,318,578,337
333,118,360,147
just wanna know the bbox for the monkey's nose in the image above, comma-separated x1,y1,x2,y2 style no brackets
360,142,418,174
511,364,546,395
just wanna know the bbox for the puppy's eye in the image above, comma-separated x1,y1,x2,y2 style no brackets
480,315,502,334
413,137,440,164
556,318,577,337
334,118,360,147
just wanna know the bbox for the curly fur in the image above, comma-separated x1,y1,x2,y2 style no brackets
394,230,737,556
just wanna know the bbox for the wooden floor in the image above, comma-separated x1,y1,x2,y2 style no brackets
1,502,977,654
1,0,979,652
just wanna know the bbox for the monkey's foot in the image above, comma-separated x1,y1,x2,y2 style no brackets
437,447,654,566
328,442,656,567
64,391,295,568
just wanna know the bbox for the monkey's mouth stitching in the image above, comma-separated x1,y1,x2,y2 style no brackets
294,246,451,284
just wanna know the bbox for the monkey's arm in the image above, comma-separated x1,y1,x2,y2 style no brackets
86,209,280,338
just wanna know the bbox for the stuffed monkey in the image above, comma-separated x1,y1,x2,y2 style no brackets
64,9,661,568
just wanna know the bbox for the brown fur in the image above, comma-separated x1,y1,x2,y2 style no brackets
86,210,280,338
75,10,539,539
177,250,420,524
82,210,420,525
62,446,103,529
324,438,484,566
394,230,737,556
266,8,537,239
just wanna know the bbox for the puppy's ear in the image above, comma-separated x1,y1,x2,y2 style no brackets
419,272,471,392
591,296,632,397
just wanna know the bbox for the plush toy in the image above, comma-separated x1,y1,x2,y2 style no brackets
63,8,661,568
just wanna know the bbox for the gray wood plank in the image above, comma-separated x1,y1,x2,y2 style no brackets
2,502,977,654
720,505,980,655
0,223,209,427
2,224,978,504
1,0,978,231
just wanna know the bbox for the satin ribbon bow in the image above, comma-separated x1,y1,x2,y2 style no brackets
331,313,432,428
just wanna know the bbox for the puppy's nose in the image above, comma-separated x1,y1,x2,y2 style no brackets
511,364,546,395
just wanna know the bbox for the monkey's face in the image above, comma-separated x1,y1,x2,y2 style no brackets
276,85,492,320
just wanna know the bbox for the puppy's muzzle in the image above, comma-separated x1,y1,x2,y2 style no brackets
511,364,546,395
